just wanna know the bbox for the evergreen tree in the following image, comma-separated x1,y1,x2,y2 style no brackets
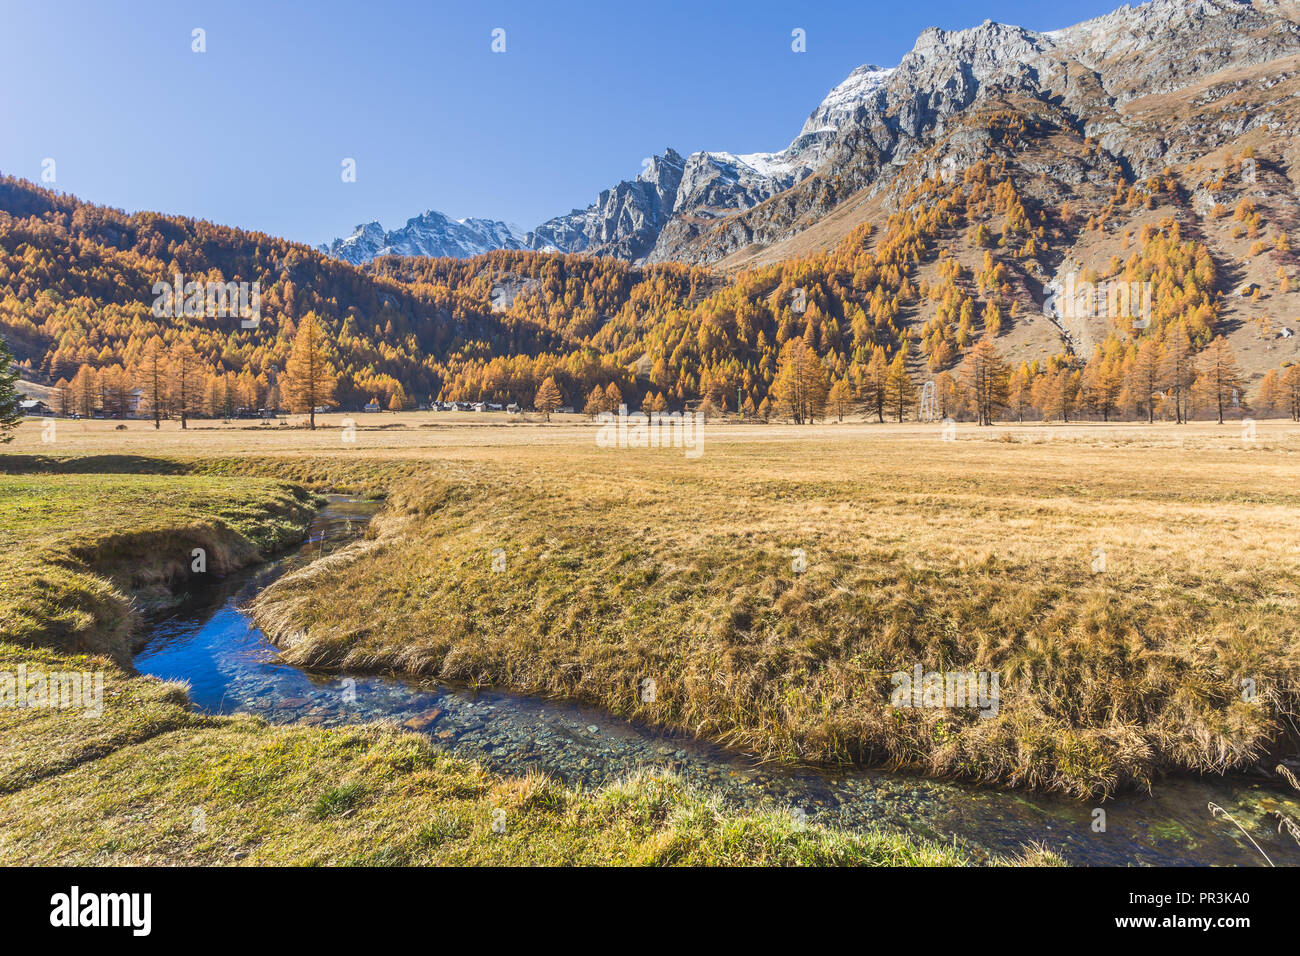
0,333,23,443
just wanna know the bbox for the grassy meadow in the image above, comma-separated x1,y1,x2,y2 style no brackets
0,440,983,866
2,412,1298,855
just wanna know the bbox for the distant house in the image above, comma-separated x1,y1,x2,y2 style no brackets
19,399,51,416
471,402,487,412
487,403,503,411
556,406,575,415
506,403,521,414
364,398,381,413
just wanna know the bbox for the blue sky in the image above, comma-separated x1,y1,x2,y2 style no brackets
0,0,1122,247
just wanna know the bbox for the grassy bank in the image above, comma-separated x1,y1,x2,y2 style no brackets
249,432,1300,799
0,472,319,662
0,460,975,865
0,648,979,866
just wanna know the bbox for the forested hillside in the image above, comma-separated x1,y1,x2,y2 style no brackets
2,146,1296,422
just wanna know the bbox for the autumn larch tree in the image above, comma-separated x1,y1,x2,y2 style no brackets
961,338,1010,426
828,379,852,422
1007,365,1032,422
584,385,604,419
134,336,169,429
885,350,917,423
1193,335,1243,424
1035,368,1079,423
1081,350,1122,423
1161,323,1196,424
862,348,889,423
935,371,960,420
52,378,72,417
1255,369,1282,418
534,377,562,421
1282,365,1300,421
0,332,23,443
773,339,829,424
1127,337,1163,423
169,339,203,429
71,365,97,419
282,312,338,429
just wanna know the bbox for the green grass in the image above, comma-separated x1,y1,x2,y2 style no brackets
0,472,319,660
0,659,979,866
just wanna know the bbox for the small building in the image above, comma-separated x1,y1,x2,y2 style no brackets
506,403,521,414
19,399,51,416
557,406,575,415
471,402,487,412
364,398,381,413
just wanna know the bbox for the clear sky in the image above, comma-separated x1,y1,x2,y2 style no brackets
0,0,1123,247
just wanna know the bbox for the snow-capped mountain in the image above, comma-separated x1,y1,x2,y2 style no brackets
320,210,524,265
321,0,1300,268
664,0,1300,264
320,65,894,265
523,65,894,262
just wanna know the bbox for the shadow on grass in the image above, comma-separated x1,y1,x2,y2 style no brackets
0,454,193,476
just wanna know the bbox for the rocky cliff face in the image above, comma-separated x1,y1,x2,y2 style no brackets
524,149,686,260
526,66,895,262
661,0,1300,264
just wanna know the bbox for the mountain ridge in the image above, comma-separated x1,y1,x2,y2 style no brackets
320,210,525,265
319,0,1300,270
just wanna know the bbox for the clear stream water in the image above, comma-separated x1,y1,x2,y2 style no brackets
134,498,1300,866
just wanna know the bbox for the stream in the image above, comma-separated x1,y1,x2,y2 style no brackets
134,497,1300,866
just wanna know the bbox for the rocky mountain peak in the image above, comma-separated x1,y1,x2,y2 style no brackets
320,210,523,265
321,0,1300,268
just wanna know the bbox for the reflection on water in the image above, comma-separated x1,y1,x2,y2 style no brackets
135,498,1300,866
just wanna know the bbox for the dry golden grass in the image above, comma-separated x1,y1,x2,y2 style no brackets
8,415,1300,798
0,463,973,866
